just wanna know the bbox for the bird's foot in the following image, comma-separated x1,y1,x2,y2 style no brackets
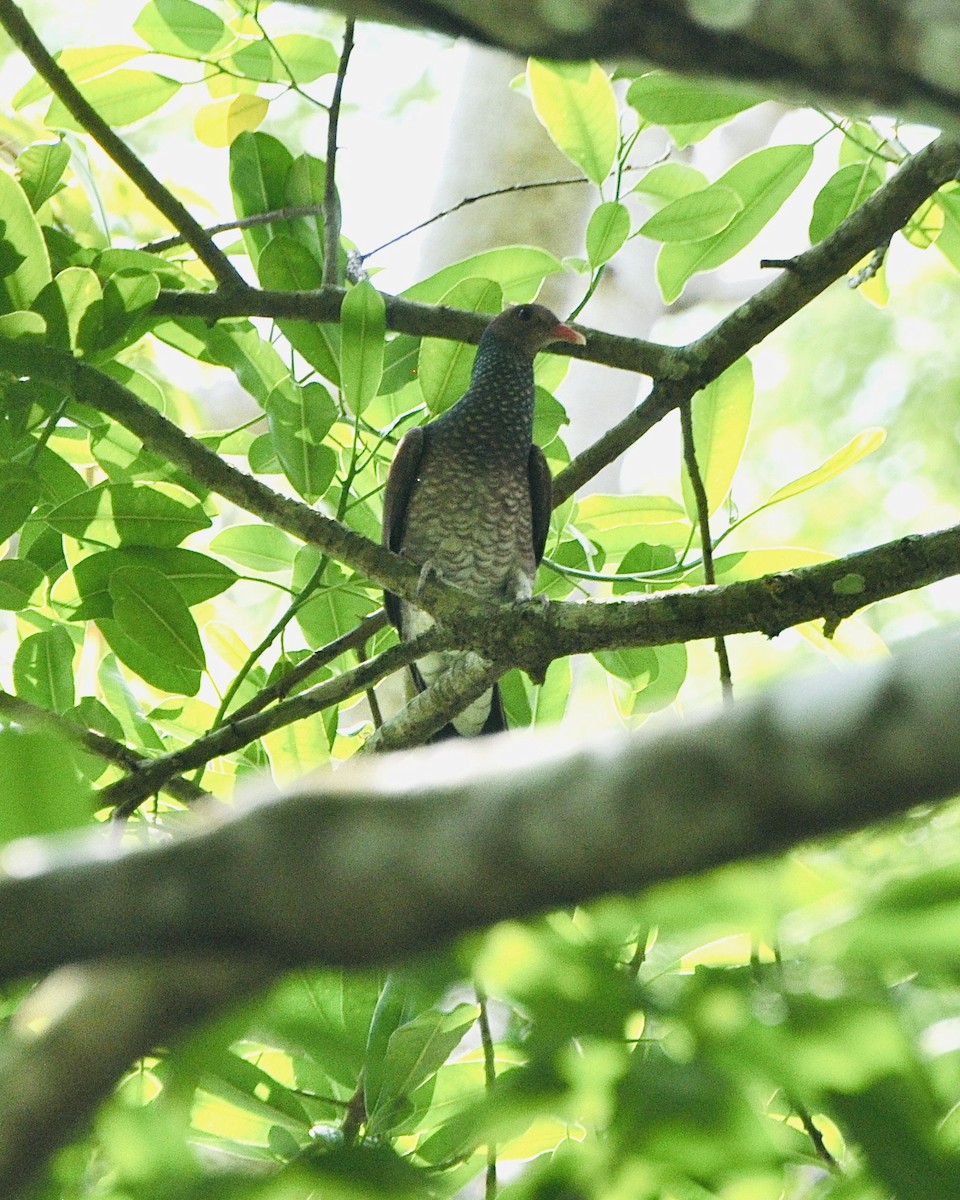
416,560,443,598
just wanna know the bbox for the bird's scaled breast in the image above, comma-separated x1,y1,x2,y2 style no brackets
401,463,535,598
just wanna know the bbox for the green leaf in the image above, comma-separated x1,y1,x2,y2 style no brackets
14,625,75,713
418,278,503,414
229,131,293,267
56,546,237,620
575,494,690,556
527,59,618,185
209,524,298,572
586,200,631,267
13,46,147,109
0,169,51,312
294,554,378,647
809,162,884,243
639,184,743,243
758,428,886,512
0,727,90,844
230,35,337,83
340,281,386,415
17,139,71,211
33,266,102,352
633,161,710,207
47,482,211,548
133,0,231,56
368,1004,479,1137
265,380,338,502
627,71,761,130
283,151,327,262
657,144,814,302
99,269,161,352
272,34,340,81
405,247,563,305
97,616,201,694
0,464,41,541
108,566,205,671
0,559,44,609
227,39,280,82
681,355,754,519
45,72,181,131
258,235,340,384
0,310,46,339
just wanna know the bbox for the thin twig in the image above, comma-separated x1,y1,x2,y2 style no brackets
680,399,734,700
475,983,498,1200
228,611,388,723
323,19,355,288
0,691,210,806
102,625,450,817
141,204,331,254
0,0,244,289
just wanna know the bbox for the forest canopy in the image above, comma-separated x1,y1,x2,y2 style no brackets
1,0,960,1198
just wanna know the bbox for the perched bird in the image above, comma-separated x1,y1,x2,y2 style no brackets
382,303,586,738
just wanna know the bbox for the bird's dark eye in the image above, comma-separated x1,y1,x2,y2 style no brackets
516,305,532,321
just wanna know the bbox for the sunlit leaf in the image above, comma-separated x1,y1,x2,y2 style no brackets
681,355,754,518
639,184,743,243
657,144,814,302
210,524,298,572
758,428,886,512
406,247,564,305
13,625,75,713
340,280,385,415
0,727,90,844
13,45,147,109
133,0,231,56
586,200,631,266
47,481,211,548
809,162,884,243
0,169,51,311
17,139,71,211
45,72,181,131
195,94,269,147
527,59,618,184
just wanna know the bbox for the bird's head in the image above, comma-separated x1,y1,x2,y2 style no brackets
484,304,586,356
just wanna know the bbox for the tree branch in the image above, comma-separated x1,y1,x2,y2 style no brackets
286,0,960,132
3,625,960,981
322,19,355,287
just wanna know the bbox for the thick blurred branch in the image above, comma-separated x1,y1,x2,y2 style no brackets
2,626,960,983
285,0,960,131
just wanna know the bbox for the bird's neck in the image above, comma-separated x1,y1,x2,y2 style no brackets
440,337,536,451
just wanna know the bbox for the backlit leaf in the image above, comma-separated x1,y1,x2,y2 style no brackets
527,59,618,184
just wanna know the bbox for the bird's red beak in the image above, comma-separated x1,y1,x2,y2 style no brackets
551,322,586,346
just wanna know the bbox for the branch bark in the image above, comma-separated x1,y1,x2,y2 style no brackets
3,625,960,982
285,0,960,132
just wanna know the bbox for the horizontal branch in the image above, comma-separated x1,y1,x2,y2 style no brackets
3,624,960,980
152,285,676,379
